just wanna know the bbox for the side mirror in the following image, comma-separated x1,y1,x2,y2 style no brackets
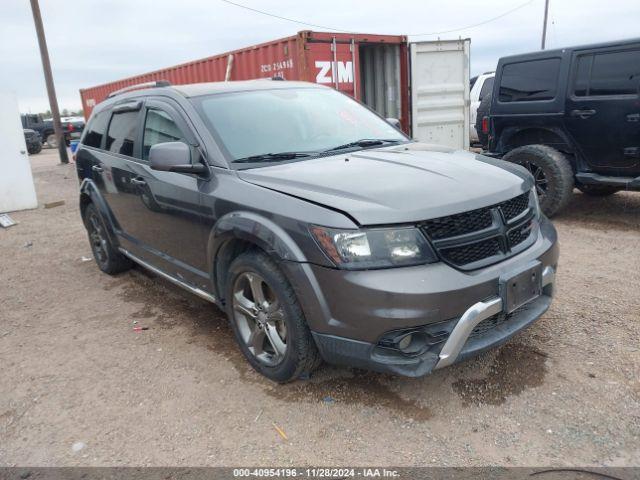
149,142,207,174
386,117,402,130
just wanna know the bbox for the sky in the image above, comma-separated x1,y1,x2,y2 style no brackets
2,0,639,113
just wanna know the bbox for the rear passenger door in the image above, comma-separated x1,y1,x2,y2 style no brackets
565,45,640,175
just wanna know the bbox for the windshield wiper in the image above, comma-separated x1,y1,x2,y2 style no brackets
233,152,312,163
322,138,403,153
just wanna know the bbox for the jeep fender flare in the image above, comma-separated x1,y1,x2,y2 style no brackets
498,126,576,158
79,178,120,247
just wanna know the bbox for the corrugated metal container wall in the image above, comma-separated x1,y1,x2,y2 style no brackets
80,31,410,132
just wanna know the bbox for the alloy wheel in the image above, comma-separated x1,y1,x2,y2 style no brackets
523,161,548,198
232,272,288,366
88,214,109,266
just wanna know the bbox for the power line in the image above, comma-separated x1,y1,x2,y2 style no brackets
220,0,538,36
220,0,352,32
411,0,537,36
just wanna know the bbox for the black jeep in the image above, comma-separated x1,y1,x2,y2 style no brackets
481,38,640,216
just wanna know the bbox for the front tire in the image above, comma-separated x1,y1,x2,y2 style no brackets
226,250,321,383
28,143,42,154
83,203,132,275
46,134,57,149
577,184,620,196
503,145,574,217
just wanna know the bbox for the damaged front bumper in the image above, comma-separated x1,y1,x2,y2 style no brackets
290,216,559,377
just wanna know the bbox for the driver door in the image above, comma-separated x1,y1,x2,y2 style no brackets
121,99,211,289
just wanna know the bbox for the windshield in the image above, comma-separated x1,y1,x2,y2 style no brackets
191,87,408,164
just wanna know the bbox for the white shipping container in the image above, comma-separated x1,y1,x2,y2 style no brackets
0,92,38,213
410,39,471,150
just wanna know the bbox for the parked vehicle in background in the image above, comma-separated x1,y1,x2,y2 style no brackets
469,72,494,144
482,38,640,217
61,116,85,143
75,80,557,383
20,113,55,148
21,114,85,148
80,31,471,150
23,129,42,154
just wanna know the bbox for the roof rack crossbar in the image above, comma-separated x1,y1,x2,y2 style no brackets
107,80,171,98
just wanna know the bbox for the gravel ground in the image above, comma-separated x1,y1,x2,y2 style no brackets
1,150,639,466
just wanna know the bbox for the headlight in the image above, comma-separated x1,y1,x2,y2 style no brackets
310,226,438,269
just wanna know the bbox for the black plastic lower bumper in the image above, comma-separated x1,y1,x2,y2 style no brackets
312,293,552,377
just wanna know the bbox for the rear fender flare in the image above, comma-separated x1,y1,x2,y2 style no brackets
79,178,119,246
498,126,576,157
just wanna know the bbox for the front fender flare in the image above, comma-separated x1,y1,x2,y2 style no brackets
208,211,308,265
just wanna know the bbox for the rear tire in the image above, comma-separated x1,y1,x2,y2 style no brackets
225,250,321,383
503,145,574,217
83,203,132,275
577,184,620,196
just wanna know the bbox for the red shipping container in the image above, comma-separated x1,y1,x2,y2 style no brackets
80,31,411,132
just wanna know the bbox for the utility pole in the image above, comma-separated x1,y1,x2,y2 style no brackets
541,0,550,50
29,0,68,164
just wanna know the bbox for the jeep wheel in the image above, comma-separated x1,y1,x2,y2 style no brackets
46,134,58,149
28,143,42,155
577,184,620,196
83,203,132,275
503,145,574,217
226,250,321,383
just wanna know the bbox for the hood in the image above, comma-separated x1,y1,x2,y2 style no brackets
237,143,533,225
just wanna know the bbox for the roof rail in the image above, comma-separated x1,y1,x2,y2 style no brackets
107,80,171,98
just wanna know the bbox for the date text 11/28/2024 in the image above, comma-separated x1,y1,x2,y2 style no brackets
233,468,400,478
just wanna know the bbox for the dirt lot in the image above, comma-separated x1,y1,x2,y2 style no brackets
1,149,639,466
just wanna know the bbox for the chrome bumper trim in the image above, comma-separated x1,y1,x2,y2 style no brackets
435,266,555,370
542,265,554,287
118,248,217,304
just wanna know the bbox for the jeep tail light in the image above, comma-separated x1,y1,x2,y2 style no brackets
481,116,489,134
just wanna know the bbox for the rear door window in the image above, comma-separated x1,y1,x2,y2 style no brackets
82,111,109,148
142,109,187,160
574,49,640,97
105,111,139,157
499,58,561,102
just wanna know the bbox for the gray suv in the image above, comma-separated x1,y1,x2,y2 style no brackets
76,80,558,382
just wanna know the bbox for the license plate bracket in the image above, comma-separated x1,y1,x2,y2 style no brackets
500,261,542,314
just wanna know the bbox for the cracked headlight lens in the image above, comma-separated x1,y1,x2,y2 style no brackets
310,226,438,269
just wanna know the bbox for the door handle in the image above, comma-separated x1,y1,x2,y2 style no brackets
131,177,147,186
92,165,103,173
627,113,640,122
570,109,596,119
623,147,640,158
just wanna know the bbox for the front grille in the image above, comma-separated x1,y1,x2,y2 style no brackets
440,237,501,265
500,192,530,221
469,301,533,339
508,220,533,248
421,192,535,269
422,207,493,240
